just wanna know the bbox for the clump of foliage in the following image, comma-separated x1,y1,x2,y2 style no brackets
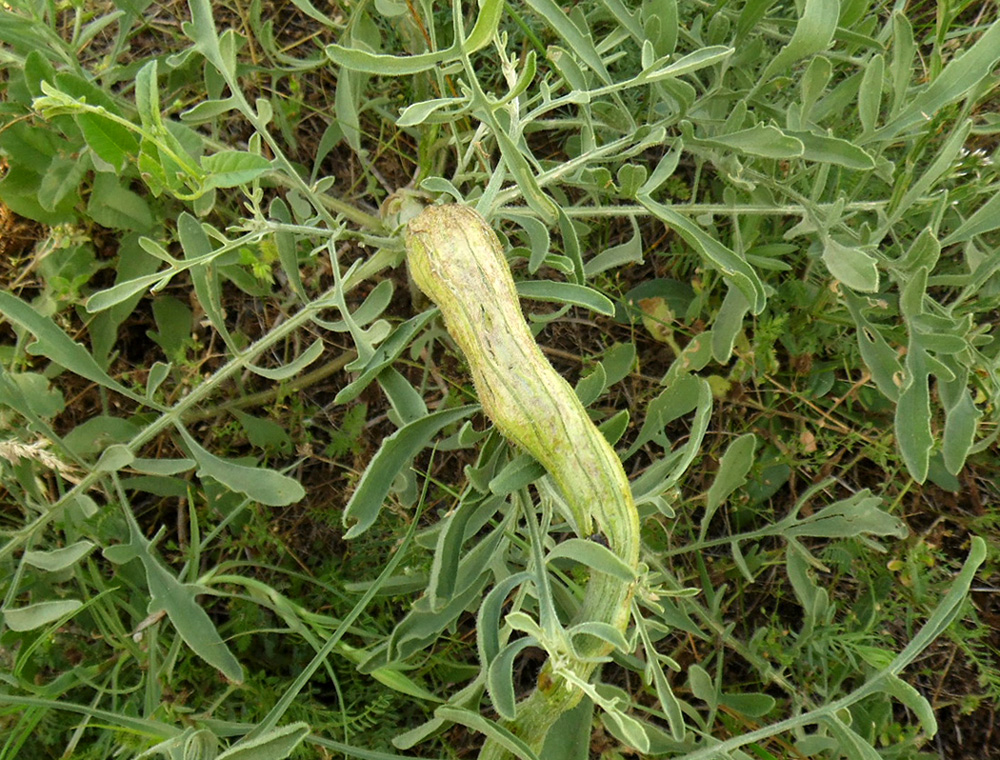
1,0,998,758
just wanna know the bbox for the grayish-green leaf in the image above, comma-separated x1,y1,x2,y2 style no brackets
942,391,981,475
759,0,839,84
516,281,615,316
179,427,305,507
217,723,310,760
876,18,1000,140
23,541,95,572
704,433,757,535
858,53,884,134
546,538,636,582
4,600,83,631
247,339,324,381
895,346,932,483
343,406,479,538
0,291,148,404
943,191,1000,245
488,638,538,720
711,285,750,362
823,238,879,292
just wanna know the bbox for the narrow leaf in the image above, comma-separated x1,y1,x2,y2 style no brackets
942,391,981,475
895,346,932,483
877,18,1000,139
704,433,757,533
247,339,324,380
638,195,766,313
0,291,140,401
516,281,615,316
759,0,839,83
179,427,305,506
23,541,96,572
546,538,636,582
942,191,1000,245
343,406,479,538
217,723,310,760
4,600,83,631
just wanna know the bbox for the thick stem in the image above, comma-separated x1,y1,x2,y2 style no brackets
405,205,640,757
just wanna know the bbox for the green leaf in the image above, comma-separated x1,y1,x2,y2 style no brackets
759,0,839,84
942,191,1000,245
711,285,750,363
567,620,631,656
704,124,804,159
324,0,501,73
23,541,95,572
858,53,884,134
822,238,880,292
436,707,541,760
488,638,538,720
876,18,1000,140
522,0,611,84
342,406,479,538
233,410,292,453
637,195,766,313
489,454,545,495
177,213,236,351
0,290,145,403
217,723,310,760
86,272,168,313
201,150,272,189
790,131,875,169
5,372,65,418
87,173,154,232
506,212,551,274
96,443,135,472
334,311,435,404
843,294,902,401
688,664,718,709
575,363,607,406
377,367,428,426
0,163,76,226
246,339,324,381
895,346,932,483
478,572,532,664
942,391,981,475
880,675,937,737
429,496,502,609
396,97,467,127
637,45,733,83
545,538,636,582
130,457,196,475
540,697,594,760
179,427,305,506
135,539,244,683
786,491,907,540
719,692,776,718
585,218,644,276
704,433,757,535
77,111,138,172
38,156,87,212
826,715,881,760
134,59,163,132
4,600,83,631
516,281,615,316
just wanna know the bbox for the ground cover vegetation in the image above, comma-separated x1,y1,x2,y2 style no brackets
1,0,999,757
